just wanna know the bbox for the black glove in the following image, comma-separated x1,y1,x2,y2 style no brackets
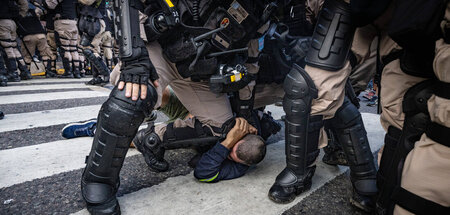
287,37,311,64
119,47,159,85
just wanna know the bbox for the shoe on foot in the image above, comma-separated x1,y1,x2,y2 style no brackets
260,111,282,140
0,111,4,120
61,119,97,139
350,189,376,213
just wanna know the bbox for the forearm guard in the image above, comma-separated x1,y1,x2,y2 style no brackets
305,0,355,71
113,0,145,61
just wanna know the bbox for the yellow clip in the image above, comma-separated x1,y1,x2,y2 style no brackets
165,0,174,7
230,75,236,82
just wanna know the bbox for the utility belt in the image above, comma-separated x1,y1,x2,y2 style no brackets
54,15,77,21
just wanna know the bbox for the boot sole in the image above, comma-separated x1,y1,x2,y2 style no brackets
268,183,312,204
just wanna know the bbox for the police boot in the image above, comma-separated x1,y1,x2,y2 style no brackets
269,115,322,203
86,67,105,86
269,65,321,204
81,86,157,215
5,58,20,82
73,63,81,79
132,125,169,172
45,60,57,78
329,97,377,212
59,58,74,78
0,57,7,86
17,61,32,80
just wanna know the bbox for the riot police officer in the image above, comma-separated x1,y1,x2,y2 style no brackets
0,0,30,82
44,0,80,78
81,0,279,214
78,0,110,83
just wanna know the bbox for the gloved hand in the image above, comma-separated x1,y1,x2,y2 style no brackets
118,47,159,100
287,37,311,64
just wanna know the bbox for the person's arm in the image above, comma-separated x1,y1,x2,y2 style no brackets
193,142,249,183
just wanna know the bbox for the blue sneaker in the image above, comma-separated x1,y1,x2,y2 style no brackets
61,119,97,139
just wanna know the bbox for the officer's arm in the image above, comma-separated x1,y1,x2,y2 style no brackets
114,0,159,100
194,142,249,183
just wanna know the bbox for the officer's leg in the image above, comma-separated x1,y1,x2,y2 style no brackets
133,117,227,172
14,36,32,80
81,85,157,214
329,96,377,212
45,30,58,77
269,0,355,203
0,48,8,86
55,28,74,78
37,34,56,77
268,64,323,203
71,44,81,78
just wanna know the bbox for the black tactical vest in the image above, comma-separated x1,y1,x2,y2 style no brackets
55,0,78,20
154,0,269,80
280,0,314,36
80,0,104,19
16,9,46,36
0,0,21,19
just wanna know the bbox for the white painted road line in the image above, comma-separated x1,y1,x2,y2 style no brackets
0,105,102,132
0,91,109,105
7,78,92,85
0,138,140,189
73,113,385,215
0,83,89,92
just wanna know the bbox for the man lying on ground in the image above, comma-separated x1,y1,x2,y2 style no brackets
193,118,266,183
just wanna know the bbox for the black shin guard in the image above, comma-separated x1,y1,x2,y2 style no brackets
45,59,57,77
0,55,7,86
60,58,74,78
17,59,31,80
82,85,157,214
83,49,110,78
5,58,20,82
329,97,377,212
269,64,321,204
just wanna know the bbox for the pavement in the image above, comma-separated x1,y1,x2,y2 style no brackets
0,76,383,215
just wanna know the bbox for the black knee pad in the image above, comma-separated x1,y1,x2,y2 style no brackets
283,64,317,122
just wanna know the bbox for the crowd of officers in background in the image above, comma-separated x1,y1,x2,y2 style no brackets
0,0,117,87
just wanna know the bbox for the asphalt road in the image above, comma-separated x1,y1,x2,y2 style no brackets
0,76,379,215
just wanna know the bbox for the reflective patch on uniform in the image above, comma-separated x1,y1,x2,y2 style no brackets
165,0,174,7
199,172,220,182
227,0,248,24
258,35,265,51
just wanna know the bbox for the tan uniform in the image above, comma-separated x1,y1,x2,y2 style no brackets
54,19,80,67
0,0,28,76
83,19,106,57
21,34,55,65
350,2,450,214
